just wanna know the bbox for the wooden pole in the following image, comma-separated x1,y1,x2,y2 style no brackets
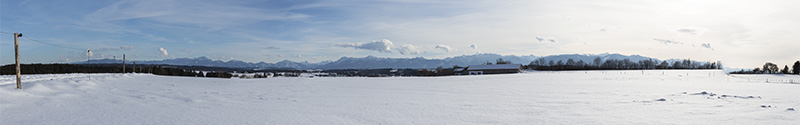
133,61,136,73
14,33,22,90
122,54,126,73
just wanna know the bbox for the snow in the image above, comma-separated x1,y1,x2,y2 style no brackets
1,70,799,124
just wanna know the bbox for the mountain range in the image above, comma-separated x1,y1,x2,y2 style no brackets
76,53,703,70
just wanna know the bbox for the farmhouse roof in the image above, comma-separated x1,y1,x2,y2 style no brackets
466,64,522,70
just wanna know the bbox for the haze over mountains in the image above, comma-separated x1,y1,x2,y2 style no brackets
76,53,705,70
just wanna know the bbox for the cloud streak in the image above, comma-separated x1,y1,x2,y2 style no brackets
95,46,136,52
261,46,280,50
674,28,706,35
653,38,683,45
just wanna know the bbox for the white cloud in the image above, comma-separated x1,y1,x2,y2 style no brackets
535,36,558,43
159,47,169,56
469,44,478,49
397,44,420,55
336,39,393,53
87,49,93,57
434,44,454,52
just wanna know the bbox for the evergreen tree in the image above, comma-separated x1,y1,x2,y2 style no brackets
781,65,790,74
793,61,800,74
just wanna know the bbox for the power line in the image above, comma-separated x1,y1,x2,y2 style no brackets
1,31,85,50
0,31,14,35
21,36,85,50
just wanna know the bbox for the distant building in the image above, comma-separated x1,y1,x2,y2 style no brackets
453,67,466,75
462,64,522,75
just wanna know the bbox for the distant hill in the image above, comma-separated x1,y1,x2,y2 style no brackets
73,53,711,70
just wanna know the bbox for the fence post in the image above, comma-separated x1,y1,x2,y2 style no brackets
122,54,126,74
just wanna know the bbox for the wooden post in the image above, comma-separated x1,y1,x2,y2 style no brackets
133,61,136,73
87,49,91,80
14,33,22,90
122,54,126,74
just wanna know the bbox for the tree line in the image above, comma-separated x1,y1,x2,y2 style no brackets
1,63,232,78
526,57,721,70
730,61,800,75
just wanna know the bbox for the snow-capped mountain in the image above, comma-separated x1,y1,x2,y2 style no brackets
442,53,537,67
319,53,539,69
74,53,709,70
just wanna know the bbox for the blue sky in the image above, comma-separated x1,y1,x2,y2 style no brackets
1,0,798,68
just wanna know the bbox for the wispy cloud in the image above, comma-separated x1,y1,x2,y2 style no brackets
434,44,454,52
653,38,683,45
262,46,280,50
673,27,706,35
83,0,309,30
535,36,557,43
336,39,393,53
470,44,478,49
95,46,136,52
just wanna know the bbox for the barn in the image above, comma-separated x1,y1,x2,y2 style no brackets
463,64,522,75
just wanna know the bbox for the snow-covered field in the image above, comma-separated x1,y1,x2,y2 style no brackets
1,70,799,124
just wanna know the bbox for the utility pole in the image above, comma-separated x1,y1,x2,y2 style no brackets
14,33,22,90
87,49,91,80
87,49,91,64
122,54,126,74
